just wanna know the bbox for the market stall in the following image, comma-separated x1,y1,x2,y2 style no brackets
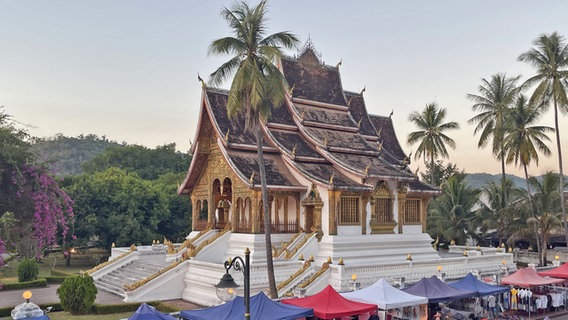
281,285,377,320
128,303,177,320
180,291,313,320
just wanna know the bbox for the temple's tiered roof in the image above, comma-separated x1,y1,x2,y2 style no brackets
179,45,437,195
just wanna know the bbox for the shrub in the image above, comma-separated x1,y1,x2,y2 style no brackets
57,273,98,314
17,258,39,282
1,278,47,290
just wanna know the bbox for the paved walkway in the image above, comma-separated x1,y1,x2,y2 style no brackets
0,284,124,308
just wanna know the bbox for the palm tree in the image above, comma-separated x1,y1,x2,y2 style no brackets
527,172,564,265
426,174,480,244
476,179,522,247
407,102,460,185
519,32,568,247
208,0,298,298
467,73,520,206
503,94,554,265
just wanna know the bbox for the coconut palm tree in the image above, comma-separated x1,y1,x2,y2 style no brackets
467,73,520,206
519,32,568,246
208,0,298,298
503,94,554,265
527,172,564,265
407,102,460,185
426,174,480,245
476,179,522,247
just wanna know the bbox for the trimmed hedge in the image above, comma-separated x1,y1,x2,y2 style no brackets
45,275,67,284
57,274,97,314
0,302,62,317
17,258,39,282
51,269,74,277
92,301,178,315
1,278,47,290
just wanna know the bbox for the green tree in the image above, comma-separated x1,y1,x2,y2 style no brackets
527,172,564,265
57,273,97,314
476,179,523,246
83,143,190,180
503,94,553,264
64,168,170,249
427,174,480,244
155,172,192,242
467,73,520,206
407,102,460,185
420,160,461,187
519,32,568,247
208,0,298,298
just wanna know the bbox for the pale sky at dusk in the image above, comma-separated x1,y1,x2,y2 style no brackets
1,1,568,177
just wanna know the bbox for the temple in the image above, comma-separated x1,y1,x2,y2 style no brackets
178,42,438,239
89,42,514,306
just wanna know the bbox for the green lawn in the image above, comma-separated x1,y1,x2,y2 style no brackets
1,249,108,282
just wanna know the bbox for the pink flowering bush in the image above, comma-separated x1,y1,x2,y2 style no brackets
13,164,75,257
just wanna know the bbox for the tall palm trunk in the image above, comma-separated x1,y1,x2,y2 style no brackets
500,149,508,246
255,125,277,298
553,96,568,250
430,153,435,185
524,165,542,265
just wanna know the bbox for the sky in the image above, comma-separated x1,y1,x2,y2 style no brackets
1,1,568,177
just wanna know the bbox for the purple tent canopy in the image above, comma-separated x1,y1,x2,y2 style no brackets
449,273,509,296
180,291,313,320
402,276,476,303
128,303,177,320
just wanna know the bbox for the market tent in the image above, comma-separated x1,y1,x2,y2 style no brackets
448,273,510,296
341,278,428,309
501,267,564,287
281,285,377,319
180,291,313,320
402,276,476,303
539,263,568,279
128,303,177,320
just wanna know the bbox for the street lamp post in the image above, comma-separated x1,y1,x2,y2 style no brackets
215,248,251,320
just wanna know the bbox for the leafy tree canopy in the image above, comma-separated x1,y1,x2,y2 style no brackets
82,143,190,180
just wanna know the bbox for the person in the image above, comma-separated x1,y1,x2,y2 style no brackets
487,295,496,319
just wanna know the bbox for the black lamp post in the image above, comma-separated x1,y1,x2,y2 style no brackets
215,248,251,320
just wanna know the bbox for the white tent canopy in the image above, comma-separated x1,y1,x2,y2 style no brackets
341,278,428,309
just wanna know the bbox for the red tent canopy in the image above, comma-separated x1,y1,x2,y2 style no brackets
539,263,568,279
281,285,377,319
501,267,564,287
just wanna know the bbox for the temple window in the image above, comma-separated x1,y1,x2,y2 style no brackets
405,199,421,223
339,196,360,224
374,198,392,223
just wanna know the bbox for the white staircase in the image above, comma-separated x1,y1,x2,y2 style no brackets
94,254,170,297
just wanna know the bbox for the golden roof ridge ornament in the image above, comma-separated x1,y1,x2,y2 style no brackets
224,128,230,142
377,140,383,153
360,85,366,96
249,172,255,188
323,137,328,149
289,83,295,95
300,109,306,121
291,143,297,159
329,173,335,186
364,163,371,177
376,128,382,139
197,73,206,88
357,118,362,129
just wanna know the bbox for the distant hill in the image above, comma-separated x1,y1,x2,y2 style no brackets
32,134,122,176
464,172,526,189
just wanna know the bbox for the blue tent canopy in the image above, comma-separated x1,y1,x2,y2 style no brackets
402,276,476,303
448,273,510,296
180,292,313,320
128,303,177,320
